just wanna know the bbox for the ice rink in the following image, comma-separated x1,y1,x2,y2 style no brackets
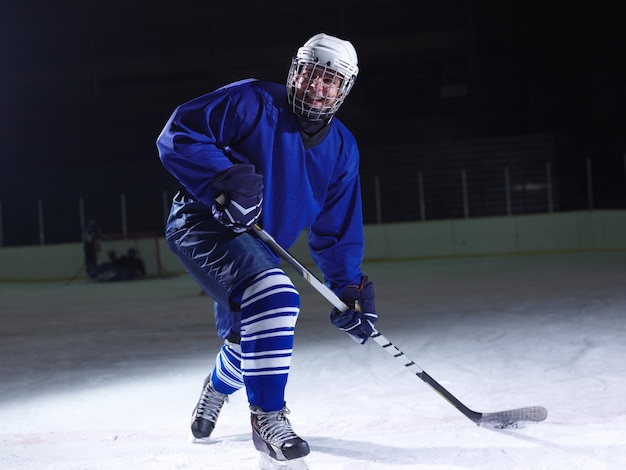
1,251,625,469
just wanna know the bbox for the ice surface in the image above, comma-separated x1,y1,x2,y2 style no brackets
1,252,625,469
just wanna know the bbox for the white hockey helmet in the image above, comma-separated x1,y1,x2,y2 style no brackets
287,33,359,121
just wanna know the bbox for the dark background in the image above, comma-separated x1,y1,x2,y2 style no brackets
1,0,625,246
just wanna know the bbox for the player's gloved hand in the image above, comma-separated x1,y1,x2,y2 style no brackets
211,164,264,233
330,276,377,344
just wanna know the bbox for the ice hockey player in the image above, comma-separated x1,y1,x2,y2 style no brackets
156,32,377,462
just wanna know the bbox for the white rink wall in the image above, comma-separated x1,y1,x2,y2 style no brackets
0,210,625,282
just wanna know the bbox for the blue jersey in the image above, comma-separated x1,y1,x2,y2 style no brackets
157,79,364,293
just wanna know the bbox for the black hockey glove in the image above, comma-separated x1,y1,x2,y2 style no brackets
330,276,377,344
211,164,264,233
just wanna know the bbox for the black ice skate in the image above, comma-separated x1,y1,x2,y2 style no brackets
250,404,310,461
191,376,228,441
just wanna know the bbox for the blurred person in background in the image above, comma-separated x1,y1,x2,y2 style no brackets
82,217,101,280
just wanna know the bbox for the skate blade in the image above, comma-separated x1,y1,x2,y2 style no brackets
189,434,212,445
258,452,309,470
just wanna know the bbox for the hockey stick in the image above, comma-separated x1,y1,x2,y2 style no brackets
253,225,547,428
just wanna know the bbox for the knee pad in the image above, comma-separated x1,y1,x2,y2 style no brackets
240,268,300,335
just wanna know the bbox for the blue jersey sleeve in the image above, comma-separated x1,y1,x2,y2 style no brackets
156,82,255,206
307,136,365,295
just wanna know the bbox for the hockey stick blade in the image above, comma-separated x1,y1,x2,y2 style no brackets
252,225,548,428
479,406,548,428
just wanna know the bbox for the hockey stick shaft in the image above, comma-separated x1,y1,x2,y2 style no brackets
253,225,486,424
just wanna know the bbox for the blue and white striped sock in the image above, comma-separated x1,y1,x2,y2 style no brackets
239,268,300,411
211,340,243,395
